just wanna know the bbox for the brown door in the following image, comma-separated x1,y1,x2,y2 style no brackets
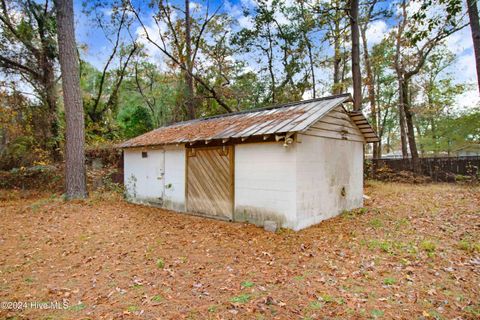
186,146,234,220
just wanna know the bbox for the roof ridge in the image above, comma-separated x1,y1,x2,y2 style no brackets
158,93,353,129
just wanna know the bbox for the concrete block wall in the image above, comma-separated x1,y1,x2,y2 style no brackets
234,142,298,229
295,134,364,230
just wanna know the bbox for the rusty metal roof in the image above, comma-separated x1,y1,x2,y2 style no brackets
119,93,378,148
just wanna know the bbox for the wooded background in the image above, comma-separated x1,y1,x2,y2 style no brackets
0,0,479,172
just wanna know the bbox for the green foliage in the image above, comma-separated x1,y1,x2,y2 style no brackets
420,240,437,253
230,293,251,303
0,0,477,168
156,258,165,269
151,295,163,302
117,105,154,139
369,218,383,229
127,305,139,312
241,281,255,288
308,301,323,310
457,239,480,253
370,309,384,318
411,0,463,45
231,0,316,105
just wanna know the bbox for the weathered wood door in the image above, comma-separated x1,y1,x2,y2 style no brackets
186,146,234,220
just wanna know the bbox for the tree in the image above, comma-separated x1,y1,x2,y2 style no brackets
117,105,154,139
467,0,480,93
393,0,466,169
347,0,362,110
129,0,233,116
55,0,87,199
371,38,398,156
415,48,466,155
0,0,59,157
233,0,311,105
416,0,478,92
313,0,349,94
360,0,378,157
184,0,195,119
81,1,138,136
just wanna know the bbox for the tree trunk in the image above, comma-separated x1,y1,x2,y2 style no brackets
360,26,378,158
184,0,195,119
300,0,316,98
397,77,409,158
467,0,480,93
431,118,438,156
402,80,420,172
332,19,342,94
349,0,362,110
55,0,87,199
375,73,383,158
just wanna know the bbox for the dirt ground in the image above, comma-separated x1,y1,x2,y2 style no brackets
0,182,479,320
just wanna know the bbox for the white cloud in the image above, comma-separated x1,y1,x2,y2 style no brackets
135,17,171,69
456,50,476,83
445,26,474,55
238,15,254,29
455,88,479,109
453,51,479,108
366,20,389,48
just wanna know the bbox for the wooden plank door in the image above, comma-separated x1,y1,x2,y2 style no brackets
186,146,234,220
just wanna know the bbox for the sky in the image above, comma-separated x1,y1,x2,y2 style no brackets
74,0,479,110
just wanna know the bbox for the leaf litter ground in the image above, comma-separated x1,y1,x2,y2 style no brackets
0,181,479,319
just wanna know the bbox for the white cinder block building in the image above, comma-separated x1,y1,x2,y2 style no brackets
119,94,378,231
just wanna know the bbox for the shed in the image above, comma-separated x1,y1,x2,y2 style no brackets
119,93,378,230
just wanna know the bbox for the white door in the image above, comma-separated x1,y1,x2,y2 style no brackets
124,149,165,203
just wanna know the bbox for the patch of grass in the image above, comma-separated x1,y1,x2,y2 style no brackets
230,293,251,304
383,277,396,285
357,207,368,215
127,305,139,312
319,294,334,303
67,303,86,311
367,240,393,254
464,304,480,317
395,218,409,228
426,309,444,320
241,281,255,288
156,258,165,269
208,305,218,313
151,295,163,302
369,218,383,229
308,301,323,310
24,277,34,283
420,240,436,253
78,234,90,242
342,207,368,219
370,309,384,318
457,240,480,253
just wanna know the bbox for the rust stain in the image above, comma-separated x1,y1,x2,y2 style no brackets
120,108,305,148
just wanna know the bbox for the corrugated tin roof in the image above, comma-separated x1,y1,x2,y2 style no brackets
119,93,378,148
